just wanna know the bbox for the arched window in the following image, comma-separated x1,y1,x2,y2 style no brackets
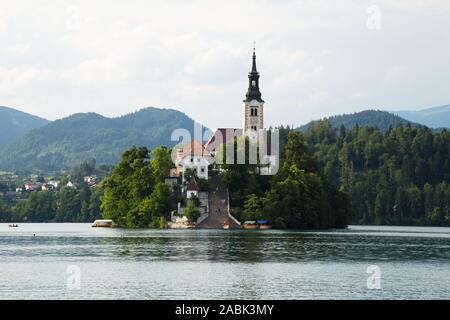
252,80,256,87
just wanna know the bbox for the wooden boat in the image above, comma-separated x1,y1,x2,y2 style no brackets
243,221,258,229
257,220,272,229
242,220,272,230
91,219,117,228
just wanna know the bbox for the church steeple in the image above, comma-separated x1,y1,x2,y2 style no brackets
251,46,258,73
243,45,265,135
244,46,264,103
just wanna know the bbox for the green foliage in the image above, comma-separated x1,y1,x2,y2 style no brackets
0,106,49,150
183,168,209,191
1,186,102,223
151,146,173,182
243,194,264,221
295,120,450,226
189,195,201,208
0,107,207,172
298,110,423,133
185,201,200,223
221,130,355,229
100,146,176,228
0,200,13,222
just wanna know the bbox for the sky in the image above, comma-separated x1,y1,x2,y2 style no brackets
1,0,450,130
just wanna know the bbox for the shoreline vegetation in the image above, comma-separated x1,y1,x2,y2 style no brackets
0,122,449,228
99,130,354,229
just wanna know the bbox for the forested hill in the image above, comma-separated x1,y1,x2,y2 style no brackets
290,121,450,226
0,106,49,149
0,107,208,172
298,110,423,133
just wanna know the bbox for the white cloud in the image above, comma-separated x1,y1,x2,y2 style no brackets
0,0,450,129
0,66,41,95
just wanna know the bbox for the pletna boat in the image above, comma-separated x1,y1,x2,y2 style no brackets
243,221,258,229
257,220,272,229
91,220,117,228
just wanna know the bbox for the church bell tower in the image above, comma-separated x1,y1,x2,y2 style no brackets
243,47,264,135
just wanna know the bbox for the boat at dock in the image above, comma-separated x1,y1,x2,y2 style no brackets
91,220,117,228
257,220,272,229
242,220,272,230
243,221,258,229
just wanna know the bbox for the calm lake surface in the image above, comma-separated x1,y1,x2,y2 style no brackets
1,224,449,299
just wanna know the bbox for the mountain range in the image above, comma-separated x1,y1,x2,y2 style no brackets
393,105,450,129
297,110,423,133
0,107,207,172
0,104,448,172
0,106,49,149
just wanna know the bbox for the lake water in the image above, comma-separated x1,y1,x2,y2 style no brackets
0,224,449,300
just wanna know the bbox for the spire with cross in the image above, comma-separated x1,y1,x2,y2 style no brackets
245,44,264,103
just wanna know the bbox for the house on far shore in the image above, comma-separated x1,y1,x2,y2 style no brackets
175,140,213,182
41,183,55,191
24,182,41,191
66,181,77,189
48,181,59,188
84,175,99,188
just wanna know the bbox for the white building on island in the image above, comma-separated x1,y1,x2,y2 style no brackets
175,140,213,182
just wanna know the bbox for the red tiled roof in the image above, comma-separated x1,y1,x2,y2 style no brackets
186,179,199,191
179,140,211,158
205,128,243,152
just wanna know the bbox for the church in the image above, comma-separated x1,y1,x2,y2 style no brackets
171,47,272,228
175,47,269,182
204,47,265,155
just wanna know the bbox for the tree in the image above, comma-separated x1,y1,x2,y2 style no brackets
100,147,154,227
151,146,173,183
100,146,175,228
243,194,264,221
284,131,317,172
185,201,200,224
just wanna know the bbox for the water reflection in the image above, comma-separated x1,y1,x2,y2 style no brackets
1,224,450,299
2,226,449,263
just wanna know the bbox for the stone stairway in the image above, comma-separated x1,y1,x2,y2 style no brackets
196,174,241,229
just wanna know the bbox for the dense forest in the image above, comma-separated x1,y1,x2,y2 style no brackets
294,121,450,226
1,121,449,227
0,106,49,149
95,131,355,229
219,132,354,229
0,186,102,223
0,107,207,172
298,110,422,133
